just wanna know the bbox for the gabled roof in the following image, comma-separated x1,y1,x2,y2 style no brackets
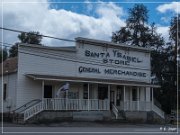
0,57,18,75
75,37,151,53
19,43,76,52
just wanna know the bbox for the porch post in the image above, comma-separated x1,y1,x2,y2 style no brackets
108,84,110,110
130,87,132,111
66,89,68,110
88,83,90,111
42,80,44,100
123,85,126,111
137,87,140,111
151,88,154,108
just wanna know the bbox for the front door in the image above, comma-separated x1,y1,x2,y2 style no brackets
44,85,52,98
110,90,115,109
44,85,53,110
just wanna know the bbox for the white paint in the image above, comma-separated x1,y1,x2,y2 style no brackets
77,43,150,69
0,73,17,112
145,87,151,102
15,38,152,108
108,85,110,110
137,87,140,111
42,80,44,100
88,83,89,111
139,87,145,101
76,42,151,83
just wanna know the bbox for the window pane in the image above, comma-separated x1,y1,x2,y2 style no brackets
132,87,137,101
83,84,88,99
3,83,7,100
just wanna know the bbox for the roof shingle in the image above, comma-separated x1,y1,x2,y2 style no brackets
0,57,18,75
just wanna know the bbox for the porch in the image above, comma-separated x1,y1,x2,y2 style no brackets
23,74,164,121
24,98,109,121
43,98,109,111
23,98,160,121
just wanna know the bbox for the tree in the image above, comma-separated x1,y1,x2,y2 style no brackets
148,23,165,50
164,14,180,112
112,4,165,85
112,4,150,46
9,31,43,57
0,47,8,63
151,15,180,113
169,14,180,46
126,4,149,46
112,27,131,44
9,43,18,58
111,4,180,113
169,14,180,68
18,31,42,45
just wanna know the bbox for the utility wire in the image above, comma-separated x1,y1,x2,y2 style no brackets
0,27,75,43
0,42,14,47
4,47,138,70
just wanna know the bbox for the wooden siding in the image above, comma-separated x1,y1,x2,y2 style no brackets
17,42,151,107
16,46,77,107
0,73,17,112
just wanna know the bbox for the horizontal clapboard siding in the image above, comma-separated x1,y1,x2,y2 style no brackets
0,73,17,112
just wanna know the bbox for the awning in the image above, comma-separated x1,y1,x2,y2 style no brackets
25,73,160,88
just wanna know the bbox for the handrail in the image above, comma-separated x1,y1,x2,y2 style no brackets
13,99,41,113
154,98,162,109
23,98,109,121
152,104,165,119
112,104,118,119
24,101,44,121
120,101,152,111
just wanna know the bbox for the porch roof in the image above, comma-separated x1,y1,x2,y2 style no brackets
26,74,160,88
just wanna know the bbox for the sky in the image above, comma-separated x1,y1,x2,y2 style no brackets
0,0,179,47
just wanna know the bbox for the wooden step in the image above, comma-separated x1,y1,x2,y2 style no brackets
12,113,25,124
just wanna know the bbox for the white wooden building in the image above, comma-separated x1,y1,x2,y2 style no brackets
0,37,165,121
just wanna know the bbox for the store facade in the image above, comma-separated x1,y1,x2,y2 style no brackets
1,37,164,121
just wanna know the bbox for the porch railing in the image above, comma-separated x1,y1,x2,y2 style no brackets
112,104,119,119
24,101,44,121
152,104,165,119
24,98,109,121
120,101,152,111
44,98,109,111
120,101,164,119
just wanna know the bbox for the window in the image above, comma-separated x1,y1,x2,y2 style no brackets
3,83,7,100
98,85,108,100
116,86,122,106
44,85,52,98
132,87,137,101
83,84,88,99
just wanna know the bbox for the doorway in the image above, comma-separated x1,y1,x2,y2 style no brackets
44,85,53,98
98,85,108,100
110,91,115,109
116,86,122,106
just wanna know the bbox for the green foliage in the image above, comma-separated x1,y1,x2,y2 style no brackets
112,27,131,44
0,47,8,63
127,4,149,46
112,4,179,113
169,14,180,43
152,47,177,113
18,31,42,45
9,43,18,58
112,4,164,48
9,31,43,57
